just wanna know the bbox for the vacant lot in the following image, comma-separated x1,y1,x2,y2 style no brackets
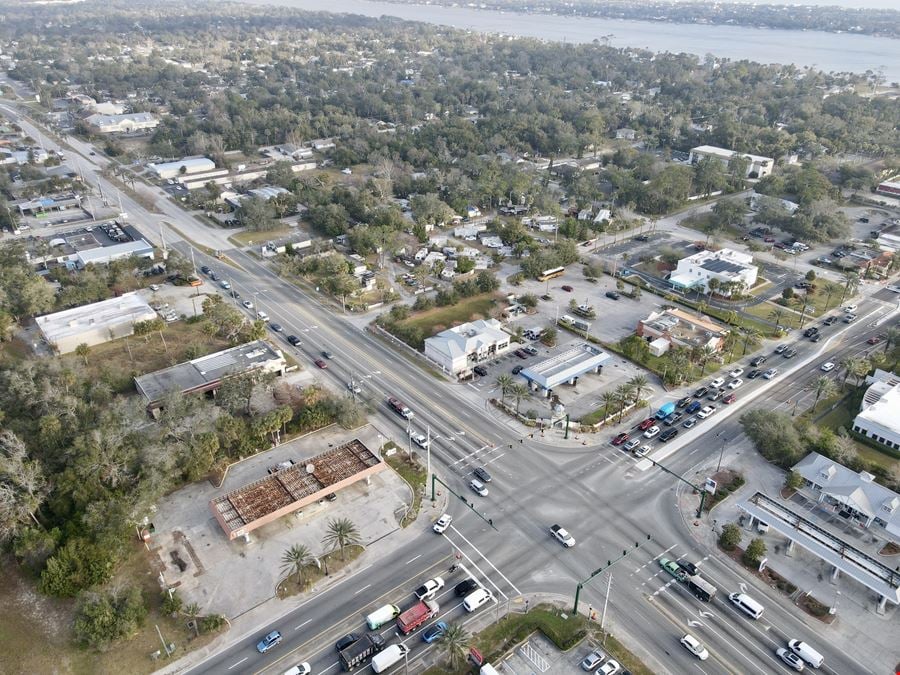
60,318,232,393
401,293,499,337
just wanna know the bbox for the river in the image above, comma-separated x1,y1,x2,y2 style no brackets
246,0,900,81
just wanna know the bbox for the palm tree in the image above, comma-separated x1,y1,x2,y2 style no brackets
440,624,470,671
699,345,716,376
883,327,899,353
281,543,313,588
322,518,361,562
184,602,202,637
851,358,871,388
767,307,786,333
614,384,630,421
620,382,637,404
839,272,859,306
723,332,741,359
628,375,649,402
741,328,762,356
600,391,617,420
821,281,840,311
495,374,514,405
75,342,90,365
840,357,860,391
811,376,837,412
509,383,531,414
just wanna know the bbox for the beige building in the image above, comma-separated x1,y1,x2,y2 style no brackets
37,292,157,354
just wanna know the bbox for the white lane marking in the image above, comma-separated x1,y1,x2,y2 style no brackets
406,554,422,565
354,584,372,595
441,544,508,601
226,657,248,670
448,526,522,595
294,619,312,630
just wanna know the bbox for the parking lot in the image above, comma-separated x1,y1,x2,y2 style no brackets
148,424,411,618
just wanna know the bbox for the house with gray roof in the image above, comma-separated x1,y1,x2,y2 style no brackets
793,452,900,543
424,319,510,377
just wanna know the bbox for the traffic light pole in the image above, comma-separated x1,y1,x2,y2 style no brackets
431,474,498,531
573,534,652,615
647,457,707,518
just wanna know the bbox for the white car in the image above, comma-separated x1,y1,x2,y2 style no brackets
728,378,743,389
643,425,661,439
347,381,362,394
414,577,445,600
257,310,269,321
411,433,430,449
283,664,311,675
763,368,779,379
623,438,641,451
550,524,576,547
776,648,805,671
598,660,621,675
709,377,725,388
469,479,489,497
820,362,835,372
728,367,744,378
843,304,857,313
680,634,709,661
697,406,716,419
433,513,452,534
463,587,494,612
633,444,652,458
149,284,160,291
242,300,254,310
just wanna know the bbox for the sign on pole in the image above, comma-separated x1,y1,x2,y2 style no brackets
704,478,717,495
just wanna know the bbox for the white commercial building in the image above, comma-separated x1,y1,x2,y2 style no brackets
793,452,900,543
36,292,157,354
85,112,159,134
853,369,900,451
148,156,215,179
688,145,774,178
669,248,758,295
521,343,610,395
424,319,510,376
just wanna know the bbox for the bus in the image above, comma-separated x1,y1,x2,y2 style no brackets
537,266,565,282
685,574,717,602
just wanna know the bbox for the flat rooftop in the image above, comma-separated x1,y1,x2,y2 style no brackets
210,439,384,540
36,292,155,343
135,340,284,403
521,343,610,390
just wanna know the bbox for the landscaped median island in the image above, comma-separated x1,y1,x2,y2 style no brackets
383,442,428,527
421,603,652,674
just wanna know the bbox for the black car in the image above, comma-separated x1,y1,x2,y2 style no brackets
634,234,649,241
474,467,492,483
676,559,699,576
823,316,838,326
810,333,821,342
200,265,211,275
659,428,679,442
693,386,709,398
286,335,302,346
746,369,761,379
269,323,283,332
676,396,693,408
335,633,359,652
455,579,479,597
750,356,767,367
322,350,334,359
473,365,488,377
782,347,797,358
511,365,523,375
803,327,819,338
605,291,621,300
208,271,218,281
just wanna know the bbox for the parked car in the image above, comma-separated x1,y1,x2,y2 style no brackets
561,285,573,292
598,660,620,675
511,365,523,374
580,648,608,672
433,514,452,534
605,291,621,300
515,349,529,359
523,346,539,356
473,365,488,377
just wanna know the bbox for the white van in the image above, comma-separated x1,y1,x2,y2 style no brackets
463,587,494,612
371,644,409,673
366,604,400,630
729,592,764,619
788,639,824,668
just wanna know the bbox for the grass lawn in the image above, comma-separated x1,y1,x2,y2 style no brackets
228,225,297,247
0,546,223,675
384,443,427,527
60,319,232,393
400,293,499,337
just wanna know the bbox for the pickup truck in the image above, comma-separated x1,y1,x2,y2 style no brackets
550,524,576,547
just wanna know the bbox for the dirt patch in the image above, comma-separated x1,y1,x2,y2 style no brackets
878,541,900,556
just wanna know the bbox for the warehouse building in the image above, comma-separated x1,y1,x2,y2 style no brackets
148,156,215,180
36,292,157,354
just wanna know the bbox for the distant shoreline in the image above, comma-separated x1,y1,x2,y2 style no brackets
372,0,900,39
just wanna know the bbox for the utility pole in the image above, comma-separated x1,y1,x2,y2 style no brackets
716,432,727,472
426,425,432,491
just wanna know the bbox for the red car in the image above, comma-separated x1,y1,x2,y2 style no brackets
314,359,328,369
561,285,573,292
867,336,882,345
764,236,775,243
514,349,529,359
723,393,737,404
611,433,630,446
638,417,656,431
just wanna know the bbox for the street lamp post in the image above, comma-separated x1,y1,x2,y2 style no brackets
716,432,728,472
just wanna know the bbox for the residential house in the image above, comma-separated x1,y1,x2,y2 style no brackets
636,308,729,356
615,128,637,141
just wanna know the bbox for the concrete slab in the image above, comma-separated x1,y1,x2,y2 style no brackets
148,424,411,618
